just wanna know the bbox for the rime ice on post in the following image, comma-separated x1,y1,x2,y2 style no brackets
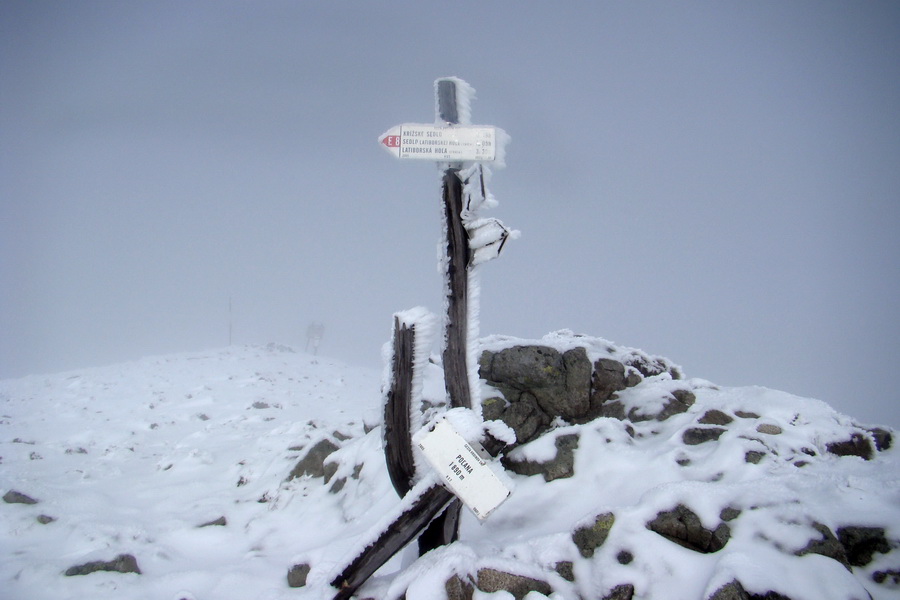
382,307,437,497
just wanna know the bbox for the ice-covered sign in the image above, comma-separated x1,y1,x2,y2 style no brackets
416,418,511,520
379,124,496,162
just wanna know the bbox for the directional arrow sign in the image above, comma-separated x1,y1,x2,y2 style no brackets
379,124,496,162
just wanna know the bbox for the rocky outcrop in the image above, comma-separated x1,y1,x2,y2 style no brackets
267,335,897,600
479,343,684,444
479,346,592,440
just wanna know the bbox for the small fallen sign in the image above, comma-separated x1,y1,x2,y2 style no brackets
416,417,512,520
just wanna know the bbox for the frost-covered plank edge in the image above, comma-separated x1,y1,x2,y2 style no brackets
382,308,437,496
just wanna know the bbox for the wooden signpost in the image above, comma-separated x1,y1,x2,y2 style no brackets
328,78,513,600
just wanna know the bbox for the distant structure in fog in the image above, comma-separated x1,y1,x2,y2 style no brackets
306,322,325,355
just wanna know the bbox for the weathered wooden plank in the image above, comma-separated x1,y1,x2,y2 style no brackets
330,481,456,600
436,79,459,124
441,167,471,411
383,316,417,497
418,497,461,553
434,77,474,558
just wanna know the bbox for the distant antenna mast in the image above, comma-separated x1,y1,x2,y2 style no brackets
228,296,233,346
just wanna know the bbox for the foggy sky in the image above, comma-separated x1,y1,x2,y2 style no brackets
2,1,898,427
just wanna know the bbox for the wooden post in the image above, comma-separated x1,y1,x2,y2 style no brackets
383,316,418,497
441,167,472,410
428,77,474,552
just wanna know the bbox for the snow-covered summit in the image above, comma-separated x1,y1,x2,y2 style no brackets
1,339,897,600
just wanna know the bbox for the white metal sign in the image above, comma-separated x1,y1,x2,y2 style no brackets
416,418,511,520
379,124,496,162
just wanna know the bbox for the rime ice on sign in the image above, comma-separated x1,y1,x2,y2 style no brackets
379,124,497,162
416,418,511,520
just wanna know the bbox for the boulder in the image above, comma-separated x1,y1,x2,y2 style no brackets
707,580,794,600
756,424,783,435
646,504,730,553
707,580,799,600
602,583,635,600
562,347,592,418
708,580,749,600
286,438,339,481
873,569,900,585
482,345,564,390
478,344,692,437
479,345,593,432
287,563,311,588
476,567,551,599
65,554,141,576
682,427,727,446
654,389,696,422
826,433,874,460
699,410,734,426
445,573,475,600
621,353,678,379
3,490,38,505
837,526,890,567
504,433,579,481
796,522,850,569
868,427,893,451
590,358,628,408
720,507,742,522
573,512,616,558
490,392,551,445
554,561,575,582
744,451,765,464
